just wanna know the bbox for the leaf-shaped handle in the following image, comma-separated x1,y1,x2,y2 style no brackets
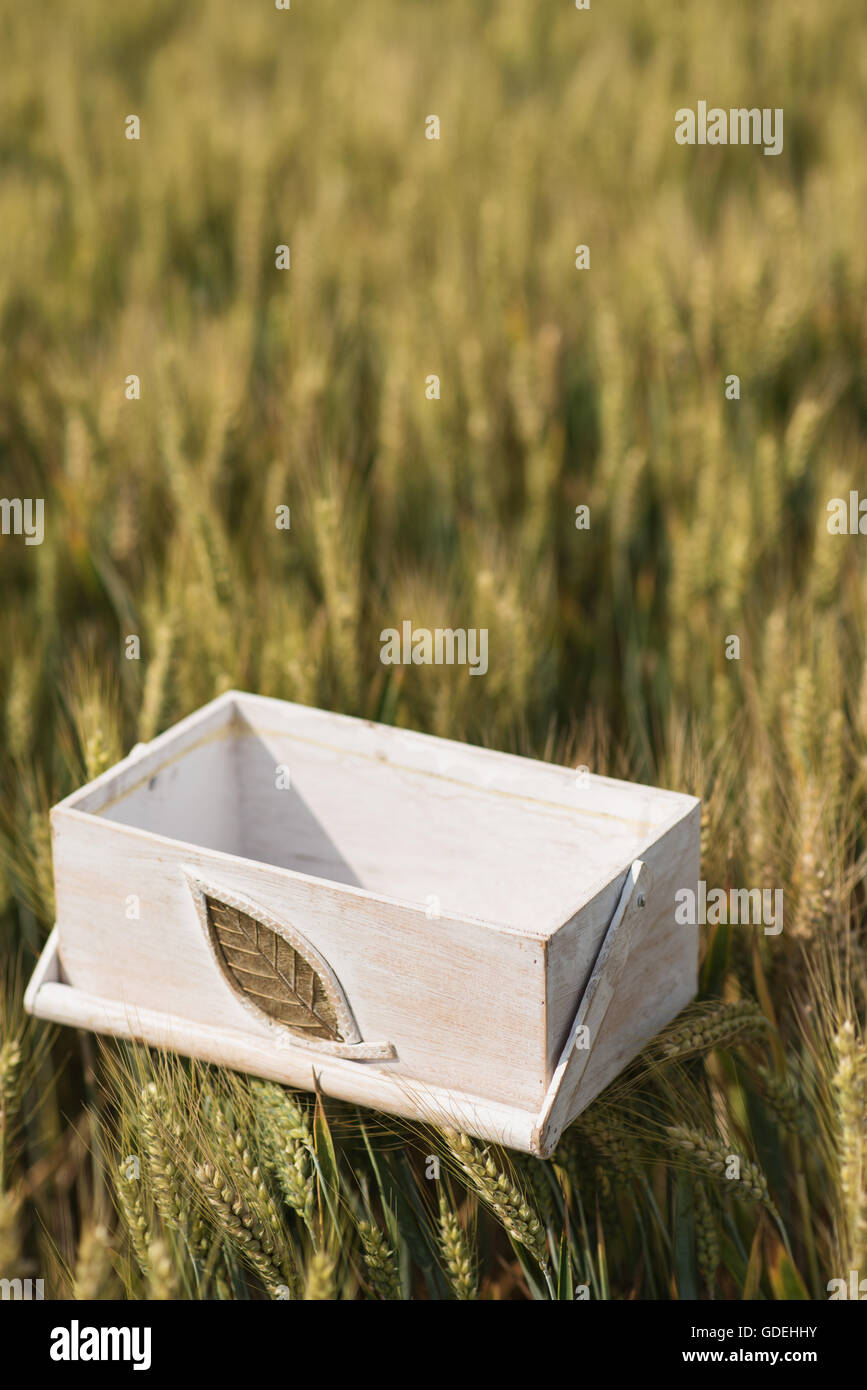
205,896,341,1040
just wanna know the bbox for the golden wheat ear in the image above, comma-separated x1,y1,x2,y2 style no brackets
183,869,396,1060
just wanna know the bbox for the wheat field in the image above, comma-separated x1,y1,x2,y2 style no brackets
1,0,866,1300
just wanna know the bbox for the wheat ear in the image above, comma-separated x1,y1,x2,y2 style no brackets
303,1249,337,1300
73,1224,113,1300
0,1037,22,1186
146,1238,179,1300
832,1021,867,1268
694,1183,720,1296
140,1083,186,1235
437,1191,478,1299
195,1161,293,1299
444,1130,548,1267
356,1219,402,1300
207,1096,294,1273
757,1064,808,1137
577,1109,640,1183
251,1080,316,1232
114,1160,152,1275
667,1125,775,1212
0,1188,21,1273
657,1000,768,1059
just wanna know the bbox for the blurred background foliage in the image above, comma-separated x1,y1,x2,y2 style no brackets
1,0,866,1298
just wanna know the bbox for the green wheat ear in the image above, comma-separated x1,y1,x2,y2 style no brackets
114,1158,152,1276
303,1248,337,1300
72,1224,114,1300
444,1130,548,1268
146,1238,179,1300
139,1082,187,1235
0,1188,21,1275
656,999,768,1060
666,1125,776,1214
757,1063,809,1137
195,1161,294,1299
0,1037,22,1187
251,1080,317,1233
832,1021,867,1269
575,1108,640,1184
693,1183,720,1296
356,1219,402,1300
437,1190,478,1300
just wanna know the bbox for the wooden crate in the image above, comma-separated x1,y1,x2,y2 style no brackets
24,690,700,1156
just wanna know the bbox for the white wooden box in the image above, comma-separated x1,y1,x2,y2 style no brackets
25,691,700,1157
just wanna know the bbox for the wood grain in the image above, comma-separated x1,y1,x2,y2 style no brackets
206,895,341,1040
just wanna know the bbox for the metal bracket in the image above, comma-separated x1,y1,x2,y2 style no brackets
532,859,650,1156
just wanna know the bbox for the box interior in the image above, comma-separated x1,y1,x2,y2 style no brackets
71,696,691,934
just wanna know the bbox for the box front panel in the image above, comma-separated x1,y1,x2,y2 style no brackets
53,808,548,1112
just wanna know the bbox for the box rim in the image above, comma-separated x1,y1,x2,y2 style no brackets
52,689,701,940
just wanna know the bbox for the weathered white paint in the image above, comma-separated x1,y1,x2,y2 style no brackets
27,691,701,1156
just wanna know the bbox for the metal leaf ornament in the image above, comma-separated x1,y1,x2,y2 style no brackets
205,895,343,1041
184,870,396,1059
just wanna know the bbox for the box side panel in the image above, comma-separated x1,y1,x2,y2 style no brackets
545,802,701,1097
232,722,676,938
52,809,548,1111
233,692,687,818
229,700,698,936
67,693,237,815
98,738,241,855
